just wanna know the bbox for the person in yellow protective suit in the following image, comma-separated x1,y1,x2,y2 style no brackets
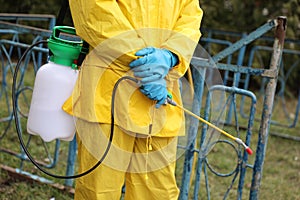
63,0,203,199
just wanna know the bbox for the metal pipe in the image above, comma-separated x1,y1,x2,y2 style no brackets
250,16,287,200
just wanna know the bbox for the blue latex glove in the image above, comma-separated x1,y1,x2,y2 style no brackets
140,78,168,108
129,47,178,83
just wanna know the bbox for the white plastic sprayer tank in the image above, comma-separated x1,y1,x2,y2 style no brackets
27,26,83,142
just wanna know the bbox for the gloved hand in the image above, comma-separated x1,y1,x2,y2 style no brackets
140,78,168,108
129,47,178,83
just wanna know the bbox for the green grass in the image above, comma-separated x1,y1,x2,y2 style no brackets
0,169,73,200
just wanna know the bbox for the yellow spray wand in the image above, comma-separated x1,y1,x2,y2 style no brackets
166,95,253,155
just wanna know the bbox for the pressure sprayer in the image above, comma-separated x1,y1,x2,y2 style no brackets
27,26,81,142
13,27,252,180
12,26,114,179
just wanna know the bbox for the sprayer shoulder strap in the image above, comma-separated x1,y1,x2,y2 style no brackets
55,0,89,67
56,0,70,26
77,41,89,67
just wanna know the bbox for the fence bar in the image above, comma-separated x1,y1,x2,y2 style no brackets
250,16,287,199
212,20,277,63
179,65,207,200
0,13,56,30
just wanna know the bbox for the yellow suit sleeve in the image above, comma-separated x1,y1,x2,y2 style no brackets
161,0,203,81
69,0,134,47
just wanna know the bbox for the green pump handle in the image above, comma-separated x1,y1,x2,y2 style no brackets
51,26,82,45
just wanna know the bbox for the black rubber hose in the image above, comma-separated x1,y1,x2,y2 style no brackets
12,40,138,179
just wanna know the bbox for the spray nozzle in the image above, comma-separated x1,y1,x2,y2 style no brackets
165,94,253,155
166,93,177,106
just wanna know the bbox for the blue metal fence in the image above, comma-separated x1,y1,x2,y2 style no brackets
179,17,287,199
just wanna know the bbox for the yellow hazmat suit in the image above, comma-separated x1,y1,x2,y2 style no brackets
63,0,203,199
